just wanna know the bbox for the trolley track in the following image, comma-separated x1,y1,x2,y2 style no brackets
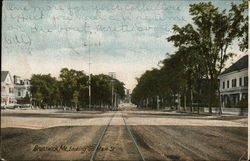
121,111,145,161
90,111,117,161
89,110,145,161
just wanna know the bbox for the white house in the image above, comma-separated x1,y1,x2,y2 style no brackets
1,71,16,107
219,55,248,107
13,75,31,101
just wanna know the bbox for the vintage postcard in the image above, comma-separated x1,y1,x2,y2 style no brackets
1,0,248,160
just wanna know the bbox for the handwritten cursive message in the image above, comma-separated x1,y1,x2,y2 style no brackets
2,0,187,53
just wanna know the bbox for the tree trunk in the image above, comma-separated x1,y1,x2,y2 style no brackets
218,86,223,115
197,101,200,114
184,93,186,111
190,87,193,113
114,93,117,108
175,93,178,110
209,79,213,113
157,96,160,110
177,93,181,111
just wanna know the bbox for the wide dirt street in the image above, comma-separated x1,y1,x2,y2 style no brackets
1,107,248,161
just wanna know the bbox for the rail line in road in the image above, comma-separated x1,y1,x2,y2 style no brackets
89,110,145,161
121,111,145,161
89,111,117,161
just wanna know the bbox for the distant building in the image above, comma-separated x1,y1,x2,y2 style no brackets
219,55,248,107
13,75,31,102
124,89,131,103
1,71,16,107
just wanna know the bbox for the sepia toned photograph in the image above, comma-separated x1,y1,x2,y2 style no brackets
1,0,248,160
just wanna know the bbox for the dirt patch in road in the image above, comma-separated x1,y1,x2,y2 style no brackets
94,125,143,161
130,125,247,161
1,110,248,161
130,127,166,161
1,126,104,160
1,112,111,119
131,129,151,150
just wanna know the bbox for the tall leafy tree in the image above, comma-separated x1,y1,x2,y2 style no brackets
132,1,247,113
131,68,163,108
59,68,88,108
30,68,125,109
167,1,247,113
230,0,248,51
31,74,60,108
72,90,80,110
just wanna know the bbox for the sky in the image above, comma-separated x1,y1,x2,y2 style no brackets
2,0,246,90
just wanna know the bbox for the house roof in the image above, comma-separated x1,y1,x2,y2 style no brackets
221,55,248,75
1,71,9,82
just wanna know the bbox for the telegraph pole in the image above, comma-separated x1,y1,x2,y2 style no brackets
109,72,116,108
111,81,114,107
88,32,92,109
114,93,117,108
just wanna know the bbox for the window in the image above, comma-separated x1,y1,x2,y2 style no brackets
222,82,225,89
244,76,248,86
18,91,21,96
232,79,237,87
227,80,230,88
239,77,242,86
9,88,11,93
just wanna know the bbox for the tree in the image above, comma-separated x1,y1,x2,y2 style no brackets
31,74,60,108
18,92,31,104
161,53,185,110
230,0,248,51
59,68,125,109
91,74,112,107
72,90,79,110
131,68,164,109
59,68,88,108
91,74,125,108
30,68,125,110
167,1,247,113
132,1,247,113
34,91,43,108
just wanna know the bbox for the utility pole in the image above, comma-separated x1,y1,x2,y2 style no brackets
114,93,117,107
88,32,92,109
109,72,116,108
111,80,114,107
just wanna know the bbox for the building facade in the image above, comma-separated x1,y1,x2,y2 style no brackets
124,89,131,103
13,75,31,103
1,71,16,107
219,55,248,107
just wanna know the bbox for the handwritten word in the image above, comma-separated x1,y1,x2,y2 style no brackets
93,3,182,12
10,12,44,23
4,32,31,46
31,22,90,33
96,24,153,32
82,41,101,47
